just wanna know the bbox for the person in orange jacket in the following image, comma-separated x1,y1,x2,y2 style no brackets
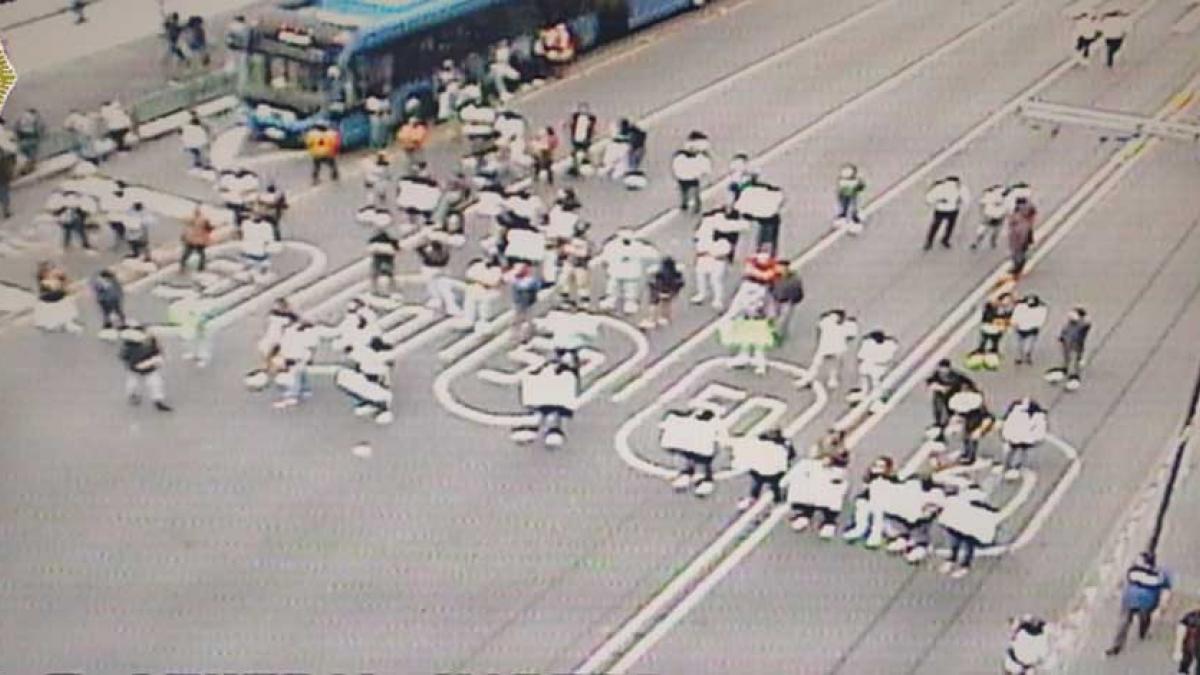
395,116,429,170
305,123,341,185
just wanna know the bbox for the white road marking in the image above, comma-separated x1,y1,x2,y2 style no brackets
613,357,828,480
432,315,649,427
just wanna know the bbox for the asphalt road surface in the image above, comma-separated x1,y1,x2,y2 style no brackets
3,0,1200,673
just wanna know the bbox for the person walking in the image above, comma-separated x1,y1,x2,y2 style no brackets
57,189,96,254
1106,551,1173,656
1099,9,1132,69
1007,197,1037,278
923,176,970,250
305,123,341,185
798,309,859,389
184,16,211,68
169,291,217,368
162,12,188,71
1046,306,1090,391
119,321,172,411
15,108,44,172
1175,607,1200,675
508,262,541,344
179,206,213,273
100,180,133,252
771,266,805,341
530,125,559,184
90,270,125,339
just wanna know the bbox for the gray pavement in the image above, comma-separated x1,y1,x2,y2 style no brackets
3,0,1200,673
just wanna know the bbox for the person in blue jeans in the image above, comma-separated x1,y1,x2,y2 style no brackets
1106,551,1173,656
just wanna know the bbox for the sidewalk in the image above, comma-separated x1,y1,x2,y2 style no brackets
1069,440,1200,674
0,0,262,138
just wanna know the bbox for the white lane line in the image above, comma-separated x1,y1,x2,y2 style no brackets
612,56,1078,404
432,315,650,427
982,435,1081,556
579,51,1199,675
606,504,791,674
614,357,827,480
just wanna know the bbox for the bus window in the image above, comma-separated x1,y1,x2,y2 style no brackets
268,56,323,92
353,51,394,96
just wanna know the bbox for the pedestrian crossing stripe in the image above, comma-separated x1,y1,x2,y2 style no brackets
0,41,14,114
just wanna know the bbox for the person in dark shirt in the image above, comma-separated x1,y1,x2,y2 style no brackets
119,321,172,412
367,228,400,297
925,359,975,440
1176,608,1200,674
641,256,684,330
1107,551,1172,656
1050,306,1091,391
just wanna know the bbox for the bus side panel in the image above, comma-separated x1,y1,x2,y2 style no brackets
337,111,372,150
625,0,695,30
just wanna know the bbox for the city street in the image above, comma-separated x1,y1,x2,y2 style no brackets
2,0,1200,673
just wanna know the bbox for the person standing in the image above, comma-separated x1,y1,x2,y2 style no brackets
57,190,96,254
180,112,210,170
365,92,392,149
0,146,14,220
641,256,685,330
1012,294,1048,365
305,123,341,185
179,206,213,273
511,354,580,448
367,227,400,297
672,130,713,214
15,108,44,172
1047,306,1091,391
733,428,795,511
184,16,211,68
925,359,976,441
395,117,429,171
70,0,88,23
100,181,133,252
273,320,320,409
123,202,154,262
799,309,859,390
1175,607,1200,675
937,482,995,579
508,262,541,345
1007,197,1037,278
90,270,125,338
416,235,459,316
119,321,172,411
1107,551,1173,656
660,408,724,498
770,265,805,340
162,12,187,70
99,100,135,153
1071,12,1101,65
971,184,1007,250
948,383,994,465
1099,9,1132,69
1004,615,1051,674
530,125,559,184
998,397,1048,481
255,182,288,241
846,329,899,405
967,292,1015,371
835,163,866,233
565,102,597,177
169,292,217,368
33,261,82,333
240,213,275,284
923,176,970,250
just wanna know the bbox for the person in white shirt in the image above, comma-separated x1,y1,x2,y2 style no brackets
660,408,725,497
274,320,320,409
1071,12,1101,65
457,256,505,332
788,438,849,538
180,112,210,170
689,222,733,310
240,215,276,284
1004,615,1050,674
1011,294,1048,365
598,231,660,315
733,428,795,511
798,309,859,389
362,153,392,207
511,355,580,448
1099,9,1132,68
672,131,713,214
123,202,155,262
924,176,970,250
971,184,1008,250
100,99,134,152
846,329,898,405
998,398,1048,480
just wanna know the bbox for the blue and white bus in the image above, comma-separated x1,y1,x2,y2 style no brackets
232,0,708,149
